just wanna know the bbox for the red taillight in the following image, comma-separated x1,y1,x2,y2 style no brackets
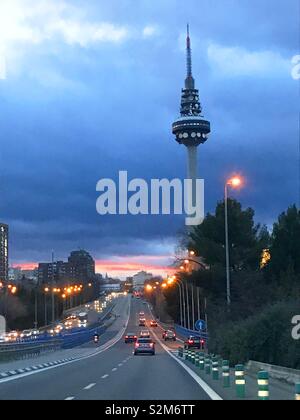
135,343,139,348
188,340,193,344
125,336,128,339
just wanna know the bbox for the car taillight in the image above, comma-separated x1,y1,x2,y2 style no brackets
150,343,154,347
125,336,128,339
135,343,139,348
188,340,193,344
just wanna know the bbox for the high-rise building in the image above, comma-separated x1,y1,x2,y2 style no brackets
132,271,153,289
38,250,96,286
38,261,69,285
172,25,211,225
68,250,95,283
0,223,8,283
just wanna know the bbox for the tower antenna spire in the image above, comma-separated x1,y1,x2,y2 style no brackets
186,23,192,78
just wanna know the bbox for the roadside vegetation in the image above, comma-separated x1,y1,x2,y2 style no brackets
163,202,300,368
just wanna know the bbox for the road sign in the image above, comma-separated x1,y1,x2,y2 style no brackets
195,320,206,331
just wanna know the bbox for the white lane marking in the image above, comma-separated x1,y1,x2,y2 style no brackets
118,363,123,367
0,298,131,385
84,383,96,390
101,375,109,379
65,397,75,400
151,329,222,401
112,368,118,372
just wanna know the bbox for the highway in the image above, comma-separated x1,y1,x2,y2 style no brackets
0,296,217,401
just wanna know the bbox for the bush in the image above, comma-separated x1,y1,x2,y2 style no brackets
209,301,300,369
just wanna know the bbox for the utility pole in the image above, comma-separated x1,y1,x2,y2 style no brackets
197,287,201,322
191,285,195,331
34,285,38,329
186,282,190,330
51,251,55,324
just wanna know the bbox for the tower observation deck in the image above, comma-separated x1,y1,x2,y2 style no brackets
172,25,211,146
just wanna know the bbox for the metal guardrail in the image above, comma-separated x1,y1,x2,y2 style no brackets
0,340,63,362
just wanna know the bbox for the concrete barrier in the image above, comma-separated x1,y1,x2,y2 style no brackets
247,360,300,385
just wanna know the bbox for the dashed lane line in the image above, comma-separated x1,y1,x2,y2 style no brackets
65,397,75,401
84,383,96,390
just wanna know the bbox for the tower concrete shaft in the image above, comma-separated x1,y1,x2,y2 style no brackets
187,145,198,204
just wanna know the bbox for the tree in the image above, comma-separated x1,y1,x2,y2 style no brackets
268,205,300,275
189,199,268,271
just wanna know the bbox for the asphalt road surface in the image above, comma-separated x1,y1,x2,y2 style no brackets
0,297,217,401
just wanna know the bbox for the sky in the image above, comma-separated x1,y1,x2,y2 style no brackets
0,0,299,278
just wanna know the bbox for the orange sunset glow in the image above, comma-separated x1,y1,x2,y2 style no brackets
12,255,175,279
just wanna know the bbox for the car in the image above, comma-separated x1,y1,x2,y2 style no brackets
164,330,177,342
125,333,137,344
184,336,204,350
20,330,33,339
150,320,158,327
162,330,168,339
53,324,64,335
134,338,155,356
140,330,151,338
6,331,19,342
64,321,73,330
139,318,146,327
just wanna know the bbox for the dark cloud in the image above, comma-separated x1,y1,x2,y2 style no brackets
0,0,298,264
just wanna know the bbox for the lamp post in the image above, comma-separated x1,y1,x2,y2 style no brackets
172,278,186,328
191,284,195,331
51,251,55,324
197,287,201,324
44,287,49,326
185,282,191,330
34,285,38,329
0,284,17,321
225,176,243,307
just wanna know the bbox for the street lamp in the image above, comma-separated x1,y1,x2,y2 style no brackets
44,287,50,326
171,277,186,328
0,284,18,320
225,176,243,307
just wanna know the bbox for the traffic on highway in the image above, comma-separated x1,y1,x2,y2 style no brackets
0,293,120,347
0,292,297,406
0,294,214,402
